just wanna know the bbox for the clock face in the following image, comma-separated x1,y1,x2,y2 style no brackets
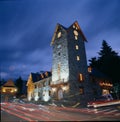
57,32,61,38
73,30,78,36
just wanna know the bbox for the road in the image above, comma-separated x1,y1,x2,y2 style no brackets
1,102,120,121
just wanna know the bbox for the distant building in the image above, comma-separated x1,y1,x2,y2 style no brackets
50,21,93,105
0,79,18,101
1,79,17,94
88,66,113,99
26,71,51,101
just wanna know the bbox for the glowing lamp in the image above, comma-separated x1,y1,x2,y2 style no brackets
14,88,17,92
52,88,56,92
43,91,50,102
2,89,6,92
62,86,67,91
11,90,13,93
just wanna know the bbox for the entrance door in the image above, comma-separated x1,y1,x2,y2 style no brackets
58,89,63,100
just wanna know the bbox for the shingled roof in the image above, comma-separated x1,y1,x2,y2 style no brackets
90,68,110,80
31,71,52,83
3,80,16,87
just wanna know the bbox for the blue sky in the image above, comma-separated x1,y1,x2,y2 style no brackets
0,0,120,80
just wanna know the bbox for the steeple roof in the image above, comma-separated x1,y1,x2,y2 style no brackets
68,21,87,41
51,21,87,45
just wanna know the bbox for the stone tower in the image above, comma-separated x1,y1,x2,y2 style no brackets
50,21,93,105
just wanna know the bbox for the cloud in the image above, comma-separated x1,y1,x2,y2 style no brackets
0,0,120,80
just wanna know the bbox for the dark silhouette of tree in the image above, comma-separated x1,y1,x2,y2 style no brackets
89,57,98,68
89,40,120,98
0,79,6,86
89,40,120,83
15,76,23,97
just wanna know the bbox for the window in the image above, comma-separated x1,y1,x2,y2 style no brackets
88,66,92,73
73,25,75,28
79,73,84,82
79,87,84,94
76,45,79,50
41,74,44,79
77,56,80,61
57,63,61,79
58,52,61,56
45,72,48,77
57,32,61,38
73,30,78,36
35,84,37,88
57,44,61,48
75,36,78,40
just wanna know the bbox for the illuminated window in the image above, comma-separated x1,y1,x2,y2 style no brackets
73,25,75,28
57,32,61,38
79,73,84,82
45,72,48,77
75,36,78,40
73,30,78,36
41,74,44,79
79,88,84,94
57,63,61,79
76,45,79,50
77,56,80,61
88,66,92,73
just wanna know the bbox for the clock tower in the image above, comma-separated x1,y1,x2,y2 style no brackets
50,21,93,106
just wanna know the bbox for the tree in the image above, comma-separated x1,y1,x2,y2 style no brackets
0,79,6,86
89,40,120,98
89,57,98,68
15,76,23,97
89,40,120,82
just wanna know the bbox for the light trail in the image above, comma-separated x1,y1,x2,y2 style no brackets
2,103,50,121
1,102,120,121
1,107,35,122
12,103,80,121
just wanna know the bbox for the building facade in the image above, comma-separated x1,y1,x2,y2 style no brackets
50,21,93,105
88,66,113,100
26,71,51,101
0,79,18,101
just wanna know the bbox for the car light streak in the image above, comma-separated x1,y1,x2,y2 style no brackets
20,104,78,121
49,105,120,118
1,107,35,121
2,104,50,121
1,102,120,121
87,100,120,108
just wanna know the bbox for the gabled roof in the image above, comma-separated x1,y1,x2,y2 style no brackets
51,21,87,45
3,80,16,87
51,23,67,46
90,68,110,80
68,21,87,42
31,71,52,83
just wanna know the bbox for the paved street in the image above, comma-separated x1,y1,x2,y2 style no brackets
1,102,120,121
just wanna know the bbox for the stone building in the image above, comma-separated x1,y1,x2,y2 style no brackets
26,71,51,101
50,21,93,105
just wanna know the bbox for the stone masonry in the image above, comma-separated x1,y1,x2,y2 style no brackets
51,21,93,106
